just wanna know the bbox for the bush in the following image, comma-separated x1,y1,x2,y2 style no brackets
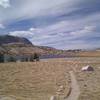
0,54,4,62
34,53,40,61
30,55,34,62
8,56,16,62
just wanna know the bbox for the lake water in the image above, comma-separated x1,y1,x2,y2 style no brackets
40,55,100,62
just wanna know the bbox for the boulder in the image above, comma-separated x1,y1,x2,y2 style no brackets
81,65,94,71
50,96,56,100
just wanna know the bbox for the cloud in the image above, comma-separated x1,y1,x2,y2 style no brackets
9,30,34,38
0,23,5,29
9,12,100,49
9,23,100,49
70,26,96,37
0,0,80,24
0,0,10,8
1,0,100,49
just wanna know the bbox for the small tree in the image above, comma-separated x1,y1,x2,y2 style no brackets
0,54,4,63
8,56,16,62
34,53,40,61
30,55,34,62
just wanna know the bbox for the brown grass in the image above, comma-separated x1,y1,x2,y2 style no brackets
0,57,100,100
76,51,100,57
70,57,100,100
0,60,71,100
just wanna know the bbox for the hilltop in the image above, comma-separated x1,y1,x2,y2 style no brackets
0,35,33,46
0,35,43,55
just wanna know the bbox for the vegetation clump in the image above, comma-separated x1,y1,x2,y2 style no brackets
30,53,40,62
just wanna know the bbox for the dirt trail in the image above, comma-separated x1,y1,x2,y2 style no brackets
0,96,16,100
65,71,80,100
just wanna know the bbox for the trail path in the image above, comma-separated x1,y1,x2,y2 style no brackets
65,71,80,100
0,96,15,100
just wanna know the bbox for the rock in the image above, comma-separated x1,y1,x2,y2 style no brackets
50,96,56,100
57,85,64,92
81,65,94,71
59,85,64,89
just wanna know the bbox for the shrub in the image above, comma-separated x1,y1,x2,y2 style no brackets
8,56,16,62
30,55,34,62
0,54,4,62
34,53,40,61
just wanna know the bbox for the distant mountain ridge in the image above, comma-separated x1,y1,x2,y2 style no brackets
0,35,71,57
0,35,33,46
0,35,58,55
0,35,100,57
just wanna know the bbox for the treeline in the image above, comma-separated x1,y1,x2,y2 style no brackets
0,53,40,63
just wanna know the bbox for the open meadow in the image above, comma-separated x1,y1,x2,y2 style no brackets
0,57,100,100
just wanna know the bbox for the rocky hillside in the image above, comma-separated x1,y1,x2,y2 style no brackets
0,35,75,57
0,35,44,55
1,35,95,57
0,35,67,56
0,35,33,46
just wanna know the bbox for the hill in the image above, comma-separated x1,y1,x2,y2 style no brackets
0,35,44,55
0,35,65,56
0,35,78,57
0,35,100,58
0,35,33,46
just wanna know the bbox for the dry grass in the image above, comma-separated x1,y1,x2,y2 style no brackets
0,60,71,100
0,57,100,100
70,57,100,100
76,51,100,57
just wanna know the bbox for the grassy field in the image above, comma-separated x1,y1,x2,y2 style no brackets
0,59,71,100
0,57,100,100
74,58,100,100
65,57,100,100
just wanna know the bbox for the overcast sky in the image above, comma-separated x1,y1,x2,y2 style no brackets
0,0,100,49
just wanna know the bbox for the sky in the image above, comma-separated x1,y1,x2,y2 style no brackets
0,0,100,50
